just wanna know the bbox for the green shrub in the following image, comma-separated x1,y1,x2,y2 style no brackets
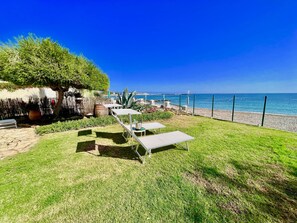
35,111,174,135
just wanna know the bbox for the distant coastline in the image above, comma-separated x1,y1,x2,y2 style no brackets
157,103,297,133
135,93,297,116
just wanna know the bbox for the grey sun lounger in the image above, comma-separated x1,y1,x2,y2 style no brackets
112,113,165,140
0,119,17,129
112,112,194,163
131,130,194,163
124,122,165,133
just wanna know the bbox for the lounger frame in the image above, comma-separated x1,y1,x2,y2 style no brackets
0,119,17,129
130,130,193,163
112,111,194,164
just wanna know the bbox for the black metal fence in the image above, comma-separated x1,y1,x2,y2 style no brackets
177,94,268,126
164,93,296,134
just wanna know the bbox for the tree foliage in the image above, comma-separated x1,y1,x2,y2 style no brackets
0,82,20,91
0,34,109,115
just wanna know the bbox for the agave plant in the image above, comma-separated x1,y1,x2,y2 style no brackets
117,88,136,108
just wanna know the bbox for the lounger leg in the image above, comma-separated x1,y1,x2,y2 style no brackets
122,130,132,142
178,142,189,151
122,130,128,141
122,130,125,139
186,142,189,151
133,144,145,164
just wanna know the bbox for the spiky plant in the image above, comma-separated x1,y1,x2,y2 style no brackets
117,88,136,108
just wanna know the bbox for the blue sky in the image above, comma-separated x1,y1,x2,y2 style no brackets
1,0,297,93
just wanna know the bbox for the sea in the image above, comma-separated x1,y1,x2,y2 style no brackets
135,93,297,116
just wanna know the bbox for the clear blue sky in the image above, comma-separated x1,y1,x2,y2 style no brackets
1,0,297,93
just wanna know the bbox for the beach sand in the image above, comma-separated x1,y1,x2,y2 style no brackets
168,105,297,133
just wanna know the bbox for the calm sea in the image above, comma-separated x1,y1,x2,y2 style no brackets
135,93,297,116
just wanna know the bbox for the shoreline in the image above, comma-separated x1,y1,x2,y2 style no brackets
165,104,297,133
169,103,297,117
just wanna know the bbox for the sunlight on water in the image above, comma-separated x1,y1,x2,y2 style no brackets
135,93,297,116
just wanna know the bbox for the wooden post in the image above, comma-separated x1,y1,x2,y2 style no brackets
261,96,267,126
232,95,235,122
211,95,214,118
192,94,196,116
179,94,181,111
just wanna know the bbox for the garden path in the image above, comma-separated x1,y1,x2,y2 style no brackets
0,127,38,160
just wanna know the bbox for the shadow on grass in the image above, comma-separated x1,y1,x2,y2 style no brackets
76,140,137,161
78,129,92,136
76,140,96,152
95,131,126,144
229,160,297,221
77,143,180,163
186,160,297,222
95,130,157,144
97,144,137,160
150,145,178,154
97,144,181,161
76,140,136,161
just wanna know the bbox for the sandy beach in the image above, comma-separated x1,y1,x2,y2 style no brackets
168,104,297,133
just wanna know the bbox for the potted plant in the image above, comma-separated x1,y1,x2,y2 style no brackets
27,98,41,121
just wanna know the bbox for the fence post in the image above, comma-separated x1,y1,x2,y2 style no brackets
261,96,267,126
192,94,196,116
179,94,181,111
211,95,214,118
163,94,165,108
231,95,235,122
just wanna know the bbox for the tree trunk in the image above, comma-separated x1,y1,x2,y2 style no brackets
54,89,64,116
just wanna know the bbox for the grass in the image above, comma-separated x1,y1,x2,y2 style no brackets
0,115,296,222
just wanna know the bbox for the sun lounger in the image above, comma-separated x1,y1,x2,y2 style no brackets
0,119,17,129
131,130,194,163
112,113,165,140
111,111,194,163
124,122,165,133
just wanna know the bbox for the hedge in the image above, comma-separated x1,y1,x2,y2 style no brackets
35,111,174,135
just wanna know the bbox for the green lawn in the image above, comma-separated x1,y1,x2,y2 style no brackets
0,115,296,222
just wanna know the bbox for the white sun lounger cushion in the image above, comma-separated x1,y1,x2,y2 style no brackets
135,131,194,150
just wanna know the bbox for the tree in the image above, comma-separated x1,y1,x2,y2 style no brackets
0,34,109,116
